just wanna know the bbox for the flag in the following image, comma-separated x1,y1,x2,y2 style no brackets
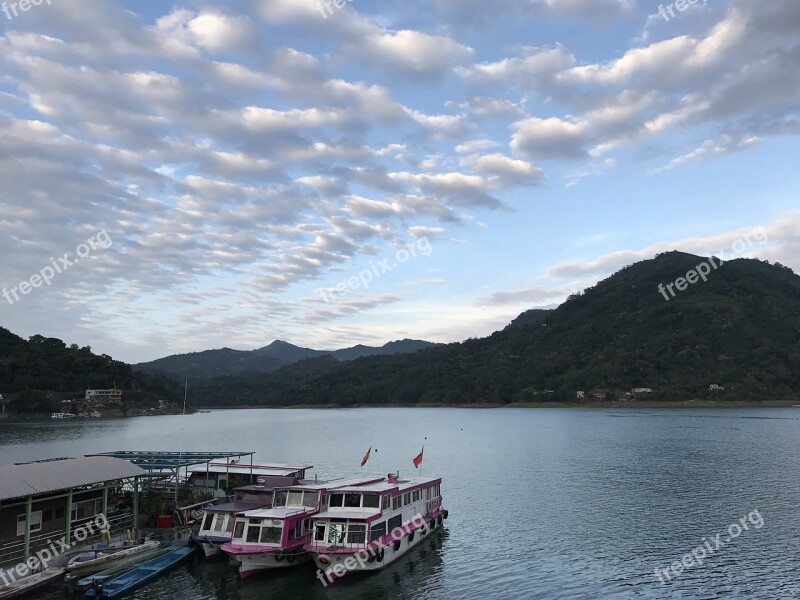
412,447,424,469
360,446,372,467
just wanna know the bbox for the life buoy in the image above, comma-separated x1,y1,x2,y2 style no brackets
318,554,332,567
275,552,285,563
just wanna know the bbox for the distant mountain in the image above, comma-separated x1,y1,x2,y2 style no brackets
186,253,800,406
134,339,439,380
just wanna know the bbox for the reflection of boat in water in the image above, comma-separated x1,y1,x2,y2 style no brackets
65,541,161,578
84,546,196,597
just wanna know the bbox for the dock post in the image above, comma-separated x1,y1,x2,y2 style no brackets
133,477,139,536
65,489,73,547
102,485,109,521
23,496,32,561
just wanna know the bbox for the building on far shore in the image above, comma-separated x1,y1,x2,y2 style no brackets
709,384,725,391
85,388,122,406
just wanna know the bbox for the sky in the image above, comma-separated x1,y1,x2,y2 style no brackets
0,0,798,363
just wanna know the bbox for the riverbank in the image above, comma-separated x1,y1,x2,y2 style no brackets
198,398,799,410
0,406,196,421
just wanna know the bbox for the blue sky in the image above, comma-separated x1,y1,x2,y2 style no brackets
0,0,798,363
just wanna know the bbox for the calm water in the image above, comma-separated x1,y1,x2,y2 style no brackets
1,408,799,599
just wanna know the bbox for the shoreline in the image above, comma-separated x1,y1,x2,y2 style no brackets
197,399,799,410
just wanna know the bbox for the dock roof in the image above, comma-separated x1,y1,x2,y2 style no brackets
85,451,255,471
0,456,146,501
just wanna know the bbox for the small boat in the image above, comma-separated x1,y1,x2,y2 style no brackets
305,474,448,580
84,546,195,597
65,541,161,578
51,412,76,419
221,476,383,578
75,541,183,589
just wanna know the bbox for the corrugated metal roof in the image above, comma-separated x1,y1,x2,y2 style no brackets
0,456,146,502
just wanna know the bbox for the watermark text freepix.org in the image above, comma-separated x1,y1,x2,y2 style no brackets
658,0,708,23
657,227,767,302
0,513,109,587
654,509,764,584
2,0,52,21
317,237,432,304
3,229,112,306
316,513,426,586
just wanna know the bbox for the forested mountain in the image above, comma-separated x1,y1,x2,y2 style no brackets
134,339,438,380
186,253,800,406
0,330,181,413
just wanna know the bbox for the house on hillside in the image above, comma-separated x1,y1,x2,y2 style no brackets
85,388,122,406
630,387,654,395
709,384,725,391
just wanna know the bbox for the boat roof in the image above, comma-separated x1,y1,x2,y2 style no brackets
205,500,269,514
240,507,313,519
283,476,385,491
331,476,441,493
86,451,255,471
188,462,312,477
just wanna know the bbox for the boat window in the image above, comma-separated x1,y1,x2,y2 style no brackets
382,495,390,510
412,490,420,502
259,527,282,544
226,517,234,533
387,515,402,533
392,496,401,511
246,526,260,543
329,493,344,507
370,521,386,542
328,523,345,544
347,524,366,544
287,491,304,506
315,524,326,541
202,513,213,531
213,515,226,532
363,495,380,509
344,494,361,508
289,521,302,540
302,491,319,508
273,491,287,506
403,493,411,506
234,521,245,539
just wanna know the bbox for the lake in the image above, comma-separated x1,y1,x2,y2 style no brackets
1,407,799,599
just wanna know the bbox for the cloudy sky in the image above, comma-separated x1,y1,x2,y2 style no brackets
0,0,798,363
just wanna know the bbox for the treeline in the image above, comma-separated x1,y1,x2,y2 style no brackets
0,330,182,413
183,253,800,407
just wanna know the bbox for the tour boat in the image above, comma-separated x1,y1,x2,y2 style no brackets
194,465,313,558
220,477,382,578
305,473,447,580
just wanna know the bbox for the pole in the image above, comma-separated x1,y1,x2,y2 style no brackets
23,496,32,561
65,489,73,547
132,477,139,536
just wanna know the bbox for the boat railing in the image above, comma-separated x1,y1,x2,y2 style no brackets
0,513,134,570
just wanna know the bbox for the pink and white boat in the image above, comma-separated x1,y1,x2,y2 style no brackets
194,463,312,559
305,473,447,581
220,477,383,578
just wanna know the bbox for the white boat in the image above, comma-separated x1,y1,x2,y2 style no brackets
305,474,447,580
64,541,161,577
194,465,313,558
221,476,383,578
51,412,76,419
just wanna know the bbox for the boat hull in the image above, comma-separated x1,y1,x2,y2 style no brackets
227,551,309,578
311,516,443,578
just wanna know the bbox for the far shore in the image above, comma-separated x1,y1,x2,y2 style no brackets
195,399,799,410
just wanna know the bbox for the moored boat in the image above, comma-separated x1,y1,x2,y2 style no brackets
84,546,195,597
305,473,447,581
221,477,383,578
65,541,161,578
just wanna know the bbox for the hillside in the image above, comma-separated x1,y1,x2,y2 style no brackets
187,253,800,406
134,339,438,380
0,331,181,413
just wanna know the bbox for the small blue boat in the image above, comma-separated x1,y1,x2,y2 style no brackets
85,546,195,597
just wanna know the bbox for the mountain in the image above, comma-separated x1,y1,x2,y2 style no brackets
504,308,553,330
134,339,439,380
186,253,800,406
0,330,181,413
